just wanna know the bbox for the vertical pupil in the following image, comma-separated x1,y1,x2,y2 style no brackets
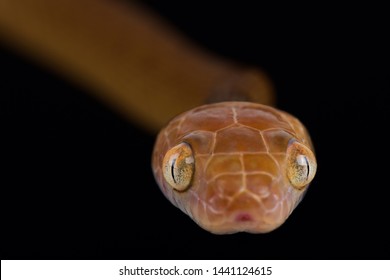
303,156,310,178
171,157,177,183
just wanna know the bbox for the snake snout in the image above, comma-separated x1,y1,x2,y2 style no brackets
199,178,288,233
235,212,253,222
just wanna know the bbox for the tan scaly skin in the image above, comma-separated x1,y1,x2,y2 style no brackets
0,0,316,234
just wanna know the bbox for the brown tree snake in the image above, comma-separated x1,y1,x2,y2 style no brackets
0,0,317,234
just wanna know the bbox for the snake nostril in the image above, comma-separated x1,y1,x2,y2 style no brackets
235,213,253,222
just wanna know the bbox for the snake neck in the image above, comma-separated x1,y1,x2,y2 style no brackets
205,69,275,106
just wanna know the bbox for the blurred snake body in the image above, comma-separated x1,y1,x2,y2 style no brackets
0,0,317,234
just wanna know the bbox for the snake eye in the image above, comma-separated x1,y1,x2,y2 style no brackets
286,140,317,190
162,142,194,191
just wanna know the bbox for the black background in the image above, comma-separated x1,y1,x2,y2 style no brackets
1,2,389,259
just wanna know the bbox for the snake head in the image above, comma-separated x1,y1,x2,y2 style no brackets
152,102,316,234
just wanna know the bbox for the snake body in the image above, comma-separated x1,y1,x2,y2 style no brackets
152,102,316,234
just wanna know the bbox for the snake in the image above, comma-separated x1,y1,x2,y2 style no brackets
0,0,317,234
